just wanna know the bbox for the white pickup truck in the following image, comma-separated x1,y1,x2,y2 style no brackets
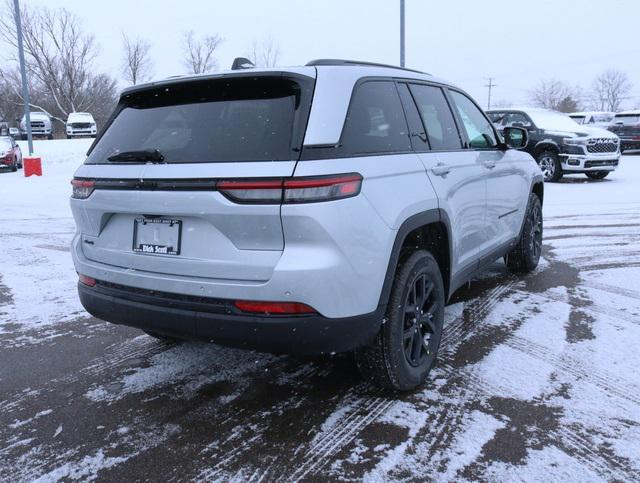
20,112,53,140
66,112,97,138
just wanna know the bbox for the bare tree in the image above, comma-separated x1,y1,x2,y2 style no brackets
182,30,223,74
247,36,280,68
122,33,153,85
528,79,582,112
590,69,632,111
0,1,117,122
0,1,118,129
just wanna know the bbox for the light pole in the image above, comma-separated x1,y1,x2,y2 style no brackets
400,0,405,67
13,0,33,155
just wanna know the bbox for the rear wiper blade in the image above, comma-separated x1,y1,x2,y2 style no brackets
107,149,165,163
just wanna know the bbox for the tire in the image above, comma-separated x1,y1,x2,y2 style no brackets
143,330,181,342
536,150,563,182
505,193,543,273
11,158,17,172
585,171,609,180
356,250,445,391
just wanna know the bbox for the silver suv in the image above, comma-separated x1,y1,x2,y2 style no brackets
70,60,543,390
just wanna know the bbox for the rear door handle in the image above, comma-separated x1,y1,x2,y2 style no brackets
483,160,497,169
431,163,451,176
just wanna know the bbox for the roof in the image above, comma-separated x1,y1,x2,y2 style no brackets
306,59,430,75
615,110,640,115
568,111,615,116
121,60,451,97
487,106,552,113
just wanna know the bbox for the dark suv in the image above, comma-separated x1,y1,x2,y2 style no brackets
608,111,640,152
487,108,621,181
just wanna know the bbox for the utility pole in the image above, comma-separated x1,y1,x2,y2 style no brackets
13,0,33,155
400,0,405,67
484,77,496,110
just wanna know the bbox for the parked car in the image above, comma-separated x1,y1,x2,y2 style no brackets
71,59,543,391
20,112,53,140
608,110,640,152
0,121,7,136
568,111,614,127
66,112,97,138
487,107,620,181
0,135,22,171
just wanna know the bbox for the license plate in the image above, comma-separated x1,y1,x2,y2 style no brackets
133,217,182,255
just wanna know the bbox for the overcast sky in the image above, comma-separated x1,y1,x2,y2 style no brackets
8,0,640,109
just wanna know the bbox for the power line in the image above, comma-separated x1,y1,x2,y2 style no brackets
484,77,496,110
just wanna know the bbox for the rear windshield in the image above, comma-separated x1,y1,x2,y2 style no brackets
86,75,313,164
613,114,640,125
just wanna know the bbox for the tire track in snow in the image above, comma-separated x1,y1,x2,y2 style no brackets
505,336,640,406
456,374,640,482
284,393,396,482
529,289,640,327
440,279,519,350
582,281,640,302
0,336,168,415
268,282,520,481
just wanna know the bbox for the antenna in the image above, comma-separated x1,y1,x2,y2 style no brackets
231,57,255,70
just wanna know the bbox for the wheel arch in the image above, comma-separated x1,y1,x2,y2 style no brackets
378,209,453,308
532,178,544,205
533,140,560,158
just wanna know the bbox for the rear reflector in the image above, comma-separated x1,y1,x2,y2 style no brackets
234,300,316,315
78,274,97,287
71,179,95,199
218,173,362,204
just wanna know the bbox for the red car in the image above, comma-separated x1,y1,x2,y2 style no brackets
0,136,22,172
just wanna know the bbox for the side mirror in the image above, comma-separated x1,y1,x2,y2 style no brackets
503,126,528,150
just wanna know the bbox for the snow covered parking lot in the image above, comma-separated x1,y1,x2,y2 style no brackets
1,139,640,481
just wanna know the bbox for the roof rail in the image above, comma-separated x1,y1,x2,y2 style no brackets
306,59,429,75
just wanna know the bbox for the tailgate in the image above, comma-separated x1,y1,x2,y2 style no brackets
71,162,296,282
70,71,315,282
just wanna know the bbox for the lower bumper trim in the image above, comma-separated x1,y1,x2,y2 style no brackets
78,282,383,355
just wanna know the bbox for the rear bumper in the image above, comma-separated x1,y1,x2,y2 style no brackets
78,281,383,355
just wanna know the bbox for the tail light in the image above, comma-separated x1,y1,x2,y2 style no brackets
218,173,362,204
216,179,283,203
71,179,95,199
234,300,316,315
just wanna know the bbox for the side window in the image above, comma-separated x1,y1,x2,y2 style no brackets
397,83,429,151
341,81,411,155
504,112,532,128
449,90,498,149
409,84,462,150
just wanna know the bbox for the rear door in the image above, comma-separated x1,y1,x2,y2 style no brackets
405,82,487,275
71,72,314,282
